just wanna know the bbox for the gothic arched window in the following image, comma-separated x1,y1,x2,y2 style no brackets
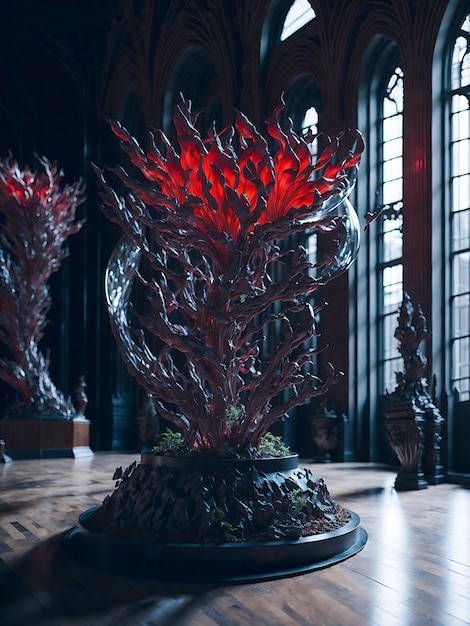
449,15,470,402
378,66,404,394
354,42,404,461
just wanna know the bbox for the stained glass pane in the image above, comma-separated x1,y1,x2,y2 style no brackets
303,106,318,129
383,179,402,204
383,314,399,359
383,265,403,312
452,337,470,400
383,98,397,118
452,37,467,89
452,293,470,338
383,221,403,262
280,0,315,41
451,98,469,141
383,137,403,161
300,102,320,291
307,232,318,276
378,66,404,395
452,209,470,250
383,157,402,184
452,140,469,175
383,115,403,142
450,14,470,401
302,106,318,161
453,251,470,295
384,68,404,114
452,175,470,212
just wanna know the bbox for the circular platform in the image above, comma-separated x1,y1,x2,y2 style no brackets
63,507,367,584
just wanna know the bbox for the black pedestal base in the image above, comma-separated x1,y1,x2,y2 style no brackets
425,465,446,485
394,471,428,491
63,508,367,584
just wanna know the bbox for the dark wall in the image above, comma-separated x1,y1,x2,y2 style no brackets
0,0,119,449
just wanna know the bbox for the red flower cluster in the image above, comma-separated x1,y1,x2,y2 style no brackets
108,98,362,269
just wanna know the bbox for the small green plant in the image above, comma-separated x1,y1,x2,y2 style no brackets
291,489,308,516
210,506,236,539
153,428,184,454
225,404,244,427
216,441,235,457
258,432,290,457
211,507,226,523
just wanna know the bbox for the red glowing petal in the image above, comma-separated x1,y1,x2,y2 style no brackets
313,140,338,170
235,111,274,190
173,103,208,175
322,151,362,181
148,133,187,197
104,100,362,272
278,116,314,176
265,99,289,151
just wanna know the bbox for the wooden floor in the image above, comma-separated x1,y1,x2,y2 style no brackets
0,454,469,626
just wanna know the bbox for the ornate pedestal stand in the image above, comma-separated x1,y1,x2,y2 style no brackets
385,403,428,491
310,404,339,462
384,293,446,490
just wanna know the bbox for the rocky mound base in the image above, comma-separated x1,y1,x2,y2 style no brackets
88,461,351,543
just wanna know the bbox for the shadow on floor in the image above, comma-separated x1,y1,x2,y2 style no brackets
332,485,392,500
0,531,216,626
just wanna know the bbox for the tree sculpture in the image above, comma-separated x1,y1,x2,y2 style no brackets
0,155,85,417
98,97,363,457
63,99,368,581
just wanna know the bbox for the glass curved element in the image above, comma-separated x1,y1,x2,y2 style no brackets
339,196,361,268
105,236,153,383
314,196,361,284
303,164,361,283
105,235,141,317
316,163,359,217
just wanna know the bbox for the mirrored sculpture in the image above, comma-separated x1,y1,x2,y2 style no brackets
0,155,85,417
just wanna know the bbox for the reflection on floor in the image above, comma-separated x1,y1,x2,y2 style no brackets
0,453,469,625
